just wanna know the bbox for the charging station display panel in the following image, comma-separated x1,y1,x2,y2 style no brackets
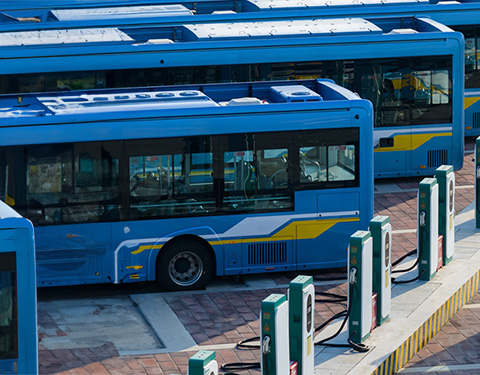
0,252,18,362
381,225,391,321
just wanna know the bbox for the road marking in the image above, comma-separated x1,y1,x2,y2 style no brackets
400,363,480,373
392,229,416,234
463,303,480,309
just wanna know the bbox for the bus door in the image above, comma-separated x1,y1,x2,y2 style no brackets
17,142,120,286
409,67,453,173
0,252,18,374
295,136,360,269
356,61,410,177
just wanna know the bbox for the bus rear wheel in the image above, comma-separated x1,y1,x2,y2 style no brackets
157,240,213,291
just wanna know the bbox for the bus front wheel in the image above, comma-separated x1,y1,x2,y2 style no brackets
157,240,213,291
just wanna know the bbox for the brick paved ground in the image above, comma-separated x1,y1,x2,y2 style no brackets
38,140,478,375
398,294,480,375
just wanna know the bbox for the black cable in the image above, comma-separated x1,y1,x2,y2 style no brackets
391,249,417,268
221,361,260,375
391,255,420,274
392,269,426,284
314,282,370,353
220,339,261,374
314,310,348,334
315,291,347,304
316,291,347,300
236,336,260,349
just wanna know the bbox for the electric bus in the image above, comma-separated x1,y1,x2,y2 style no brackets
0,79,373,290
0,0,478,136
0,17,465,178
0,202,37,375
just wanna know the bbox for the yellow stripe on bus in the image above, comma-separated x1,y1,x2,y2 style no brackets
374,133,452,153
130,217,359,254
465,96,480,110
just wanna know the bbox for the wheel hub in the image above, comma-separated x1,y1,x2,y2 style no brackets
168,251,203,287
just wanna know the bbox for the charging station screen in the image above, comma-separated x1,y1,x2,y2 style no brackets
0,252,18,360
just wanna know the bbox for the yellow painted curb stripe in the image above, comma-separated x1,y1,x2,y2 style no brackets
130,217,359,254
371,269,480,375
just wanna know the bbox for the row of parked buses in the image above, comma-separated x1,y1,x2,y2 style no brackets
0,2,471,293
0,2,474,370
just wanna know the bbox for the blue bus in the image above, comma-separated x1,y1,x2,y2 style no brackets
0,0,478,136
0,79,373,290
0,17,465,178
0,202,37,375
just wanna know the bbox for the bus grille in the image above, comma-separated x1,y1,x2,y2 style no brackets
248,242,287,265
473,112,480,128
427,149,448,168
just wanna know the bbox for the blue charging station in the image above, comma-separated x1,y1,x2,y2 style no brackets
0,202,37,375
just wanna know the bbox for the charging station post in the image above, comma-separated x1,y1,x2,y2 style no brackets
187,351,218,375
348,230,373,344
369,216,391,326
476,137,480,228
435,165,455,265
418,177,439,281
289,275,314,375
261,294,289,375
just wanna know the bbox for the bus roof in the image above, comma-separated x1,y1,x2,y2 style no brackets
0,28,133,46
0,0,477,31
0,80,365,122
247,0,430,10
0,17,453,49
50,5,194,21
183,18,383,40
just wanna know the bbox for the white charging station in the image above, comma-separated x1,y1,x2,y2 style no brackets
435,165,455,265
348,230,373,344
187,351,218,375
418,177,439,281
261,294,290,375
289,275,314,375
369,216,391,326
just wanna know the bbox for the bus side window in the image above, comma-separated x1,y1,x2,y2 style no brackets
129,155,173,199
0,151,15,207
300,147,327,182
223,143,292,212
299,145,356,183
26,147,72,225
327,145,356,182
257,149,288,189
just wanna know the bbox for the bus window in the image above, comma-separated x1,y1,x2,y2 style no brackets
24,142,121,225
130,155,173,199
0,151,15,207
73,143,121,222
300,146,327,183
0,252,17,361
257,149,289,189
26,145,72,225
327,145,356,182
222,133,293,212
129,137,215,218
297,129,359,188
299,146,354,182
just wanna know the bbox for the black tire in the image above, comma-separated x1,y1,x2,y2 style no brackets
156,239,213,291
